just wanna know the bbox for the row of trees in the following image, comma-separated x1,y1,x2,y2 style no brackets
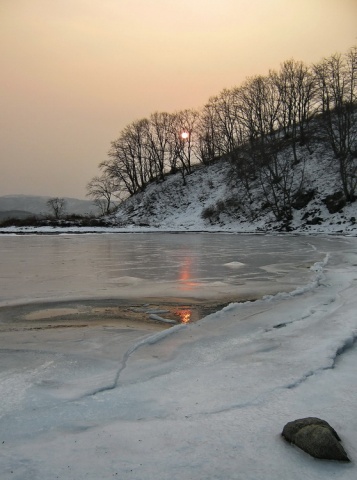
87,46,357,218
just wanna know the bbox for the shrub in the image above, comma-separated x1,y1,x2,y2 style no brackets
201,206,217,221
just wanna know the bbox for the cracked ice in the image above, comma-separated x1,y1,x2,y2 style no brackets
0,234,357,479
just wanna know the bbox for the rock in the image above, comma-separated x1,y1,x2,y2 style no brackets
292,190,315,210
306,217,323,225
282,417,350,462
294,425,350,461
323,191,346,213
282,417,340,442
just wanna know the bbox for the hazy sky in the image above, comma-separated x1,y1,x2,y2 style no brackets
1,0,356,199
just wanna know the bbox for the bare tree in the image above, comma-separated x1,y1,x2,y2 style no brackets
122,118,152,190
259,152,306,224
86,174,119,216
272,59,316,162
170,109,200,185
238,75,281,148
101,141,137,197
95,44,355,220
236,74,306,224
198,89,246,163
196,102,220,165
314,48,357,200
102,118,152,196
46,197,66,219
145,112,177,180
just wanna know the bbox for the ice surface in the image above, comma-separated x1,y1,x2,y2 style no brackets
0,234,357,479
0,233,335,306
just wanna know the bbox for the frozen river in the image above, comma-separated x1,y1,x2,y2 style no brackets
0,233,338,307
1,233,357,480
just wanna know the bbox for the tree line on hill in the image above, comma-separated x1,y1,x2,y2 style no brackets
87,46,357,221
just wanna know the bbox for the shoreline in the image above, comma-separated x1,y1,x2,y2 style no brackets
0,226,356,236
0,296,251,333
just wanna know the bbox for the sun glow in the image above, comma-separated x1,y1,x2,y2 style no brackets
181,131,189,140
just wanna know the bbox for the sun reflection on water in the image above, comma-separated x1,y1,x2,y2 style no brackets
175,308,192,323
179,257,198,290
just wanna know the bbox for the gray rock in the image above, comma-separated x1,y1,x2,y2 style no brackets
282,417,340,442
282,417,350,462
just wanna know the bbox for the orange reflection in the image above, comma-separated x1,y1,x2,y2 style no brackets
179,257,197,290
176,308,192,323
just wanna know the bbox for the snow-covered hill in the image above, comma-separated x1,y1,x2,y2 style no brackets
113,140,357,235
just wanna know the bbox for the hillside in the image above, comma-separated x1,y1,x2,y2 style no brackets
113,139,357,235
0,210,34,221
0,195,99,217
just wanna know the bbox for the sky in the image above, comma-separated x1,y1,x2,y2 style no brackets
1,0,356,199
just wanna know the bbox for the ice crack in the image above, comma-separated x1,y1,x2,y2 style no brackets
192,333,357,419
286,331,357,390
333,331,357,365
78,324,187,399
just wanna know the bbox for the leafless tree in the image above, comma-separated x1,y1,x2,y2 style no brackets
122,118,152,190
146,112,177,180
46,197,66,219
170,109,200,185
198,89,246,163
259,152,306,224
102,119,152,196
314,48,357,200
195,102,220,165
95,44,355,219
238,75,281,149
236,74,306,224
86,174,119,215
272,59,316,162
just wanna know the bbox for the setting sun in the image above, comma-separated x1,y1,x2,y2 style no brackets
181,131,189,140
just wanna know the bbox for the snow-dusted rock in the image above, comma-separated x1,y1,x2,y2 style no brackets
282,417,350,462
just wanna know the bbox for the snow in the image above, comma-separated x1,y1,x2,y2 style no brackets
1,129,357,237
1,155,356,236
0,234,357,479
2,87,356,478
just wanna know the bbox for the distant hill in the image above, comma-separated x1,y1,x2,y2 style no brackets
0,195,99,217
0,210,35,221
